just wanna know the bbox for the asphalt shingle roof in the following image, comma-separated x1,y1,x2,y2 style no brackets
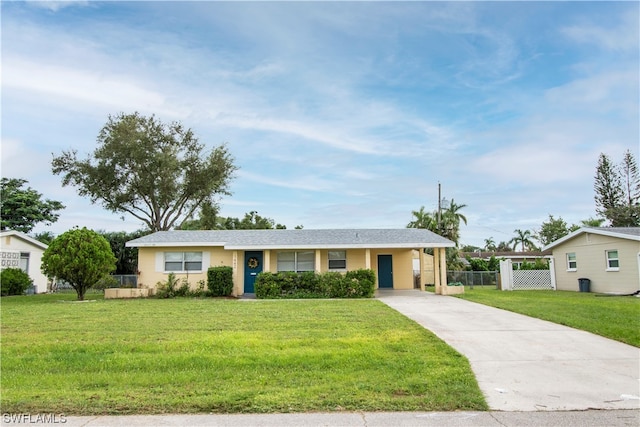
126,228,455,249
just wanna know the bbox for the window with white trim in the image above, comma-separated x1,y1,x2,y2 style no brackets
164,252,203,272
566,253,577,271
277,251,315,272
328,250,347,270
605,250,619,270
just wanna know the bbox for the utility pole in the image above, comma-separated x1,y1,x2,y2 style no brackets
437,182,442,231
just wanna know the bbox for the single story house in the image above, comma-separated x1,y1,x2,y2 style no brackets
126,228,455,296
0,230,49,293
543,227,640,294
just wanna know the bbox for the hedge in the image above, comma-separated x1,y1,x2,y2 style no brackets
207,266,233,296
255,269,375,299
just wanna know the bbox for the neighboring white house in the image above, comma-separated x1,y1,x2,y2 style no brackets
0,230,49,293
543,227,640,294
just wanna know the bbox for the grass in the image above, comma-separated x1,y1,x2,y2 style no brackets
1,293,487,415
456,287,640,347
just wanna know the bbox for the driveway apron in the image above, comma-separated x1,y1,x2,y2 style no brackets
376,290,640,411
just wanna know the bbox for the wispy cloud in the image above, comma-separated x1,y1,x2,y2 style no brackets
562,9,639,52
2,2,637,244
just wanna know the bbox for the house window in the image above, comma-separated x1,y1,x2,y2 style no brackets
605,250,619,271
277,251,315,272
566,253,577,271
19,252,30,273
164,252,203,272
328,251,347,270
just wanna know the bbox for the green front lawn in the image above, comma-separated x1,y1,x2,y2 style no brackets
1,294,487,415
456,288,640,347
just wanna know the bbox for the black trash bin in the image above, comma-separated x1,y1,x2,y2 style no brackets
578,278,591,292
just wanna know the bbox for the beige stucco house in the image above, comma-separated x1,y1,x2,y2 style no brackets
543,227,640,294
126,228,455,296
0,230,49,293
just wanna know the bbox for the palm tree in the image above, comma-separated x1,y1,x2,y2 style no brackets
443,199,468,225
407,206,437,231
509,229,536,252
439,199,467,246
484,237,496,252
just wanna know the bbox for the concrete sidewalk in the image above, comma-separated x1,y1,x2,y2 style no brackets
377,290,640,412
38,409,639,427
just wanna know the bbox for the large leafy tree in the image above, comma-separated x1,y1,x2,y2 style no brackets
223,211,287,230
536,215,571,246
41,227,116,301
52,112,237,232
0,178,65,233
594,151,640,226
98,230,149,275
180,205,291,230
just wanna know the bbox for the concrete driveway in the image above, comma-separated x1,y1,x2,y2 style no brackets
376,290,640,412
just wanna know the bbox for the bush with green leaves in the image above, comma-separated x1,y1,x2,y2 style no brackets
0,268,33,296
345,269,376,297
41,227,117,301
207,266,233,296
255,269,376,299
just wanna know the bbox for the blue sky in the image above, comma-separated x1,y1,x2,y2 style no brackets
2,1,638,247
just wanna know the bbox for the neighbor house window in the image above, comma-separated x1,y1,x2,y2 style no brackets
605,250,619,270
277,251,315,272
566,253,577,271
164,252,203,272
328,251,347,270
19,252,30,273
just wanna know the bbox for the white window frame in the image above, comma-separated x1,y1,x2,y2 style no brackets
605,250,619,271
328,250,347,271
566,252,577,271
277,251,315,273
164,251,203,272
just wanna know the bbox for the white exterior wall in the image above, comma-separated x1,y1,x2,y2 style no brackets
552,232,640,294
0,234,48,293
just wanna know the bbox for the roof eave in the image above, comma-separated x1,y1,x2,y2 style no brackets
543,227,640,251
225,242,456,250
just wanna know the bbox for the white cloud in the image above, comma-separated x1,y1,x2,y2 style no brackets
26,1,90,12
2,57,188,118
562,10,639,52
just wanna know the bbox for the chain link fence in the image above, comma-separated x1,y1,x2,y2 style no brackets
447,271,499,289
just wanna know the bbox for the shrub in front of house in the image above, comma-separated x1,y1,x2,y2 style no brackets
345,269,376,298
255,269,375,299
207,266,233,296
0,268,33,296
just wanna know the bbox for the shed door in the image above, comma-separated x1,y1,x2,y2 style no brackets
244,251,263,293
378,255,393,288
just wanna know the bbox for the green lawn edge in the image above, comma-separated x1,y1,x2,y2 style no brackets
1,294,488,415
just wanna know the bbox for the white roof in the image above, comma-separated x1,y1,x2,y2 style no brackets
543,227,640,251
0,230,48,250
126,228,455,250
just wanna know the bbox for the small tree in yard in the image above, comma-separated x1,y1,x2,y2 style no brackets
41,227,116,301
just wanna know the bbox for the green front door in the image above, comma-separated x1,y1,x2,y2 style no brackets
244,251,263,293
378,255,393,288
